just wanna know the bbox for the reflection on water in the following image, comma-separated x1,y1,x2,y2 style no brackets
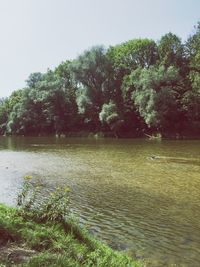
0,136,200,266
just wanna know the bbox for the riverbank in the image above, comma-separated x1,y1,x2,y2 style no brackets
0,204,141,267
1,131,200,139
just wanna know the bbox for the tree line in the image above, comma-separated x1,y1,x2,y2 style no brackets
0,23,199,138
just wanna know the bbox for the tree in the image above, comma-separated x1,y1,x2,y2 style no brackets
181,22,200,135
5,67,79,135
71,46,114,130
108,39,158,76
55,61,79,131
186,22,200,72
26,72,43,88
99,101,124,136
181,70,200,134
0,24,199,138
130,66,182,134
158,33,185,69
0,98,9,134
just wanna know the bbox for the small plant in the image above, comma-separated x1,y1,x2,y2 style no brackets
17,176,70,223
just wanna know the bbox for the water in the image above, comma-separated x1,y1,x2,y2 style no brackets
0,136,200,266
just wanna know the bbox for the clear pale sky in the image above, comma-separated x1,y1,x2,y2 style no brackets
0,0,199,98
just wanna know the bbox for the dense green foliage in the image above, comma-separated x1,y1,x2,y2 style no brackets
0,23,200,137
0,178,141,266
0,206,140,266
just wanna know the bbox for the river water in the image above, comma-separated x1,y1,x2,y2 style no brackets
0,136,200,266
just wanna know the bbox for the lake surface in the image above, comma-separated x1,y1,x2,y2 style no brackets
0,136,200,266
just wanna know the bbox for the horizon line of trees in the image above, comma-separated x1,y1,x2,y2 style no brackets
0,23,200,138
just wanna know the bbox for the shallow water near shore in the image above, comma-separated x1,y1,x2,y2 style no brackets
0,136,200,266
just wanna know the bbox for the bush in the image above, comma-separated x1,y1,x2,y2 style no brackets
17,176,70,223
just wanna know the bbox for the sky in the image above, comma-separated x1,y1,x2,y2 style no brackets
0,0,199,98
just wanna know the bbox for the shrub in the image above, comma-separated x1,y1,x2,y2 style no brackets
17,176,70,223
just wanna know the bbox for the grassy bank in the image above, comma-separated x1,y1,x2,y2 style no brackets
0,204,142,267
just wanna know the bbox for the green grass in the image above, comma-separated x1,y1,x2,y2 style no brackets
0,204,142,267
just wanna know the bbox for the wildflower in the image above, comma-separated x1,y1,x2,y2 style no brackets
64,186,70,192
24,175,32,180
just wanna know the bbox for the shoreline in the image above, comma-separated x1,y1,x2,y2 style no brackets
1,132,200,140
0,203,141,267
